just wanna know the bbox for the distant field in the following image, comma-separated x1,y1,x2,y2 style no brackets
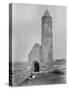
12,62,28,74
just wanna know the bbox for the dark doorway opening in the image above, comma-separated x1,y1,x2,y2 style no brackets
34,62,39,72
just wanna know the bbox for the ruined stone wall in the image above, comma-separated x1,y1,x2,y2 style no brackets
28,43,42,72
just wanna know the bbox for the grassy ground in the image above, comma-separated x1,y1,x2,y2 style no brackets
11,60,66,86
19,71,66,86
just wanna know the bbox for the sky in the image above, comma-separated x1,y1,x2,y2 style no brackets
12,3,66,62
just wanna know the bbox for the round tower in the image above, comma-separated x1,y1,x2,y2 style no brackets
41,10,53,72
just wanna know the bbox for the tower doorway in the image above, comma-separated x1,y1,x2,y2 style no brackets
34,61,39,72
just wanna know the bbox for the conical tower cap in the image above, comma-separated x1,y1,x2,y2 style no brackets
43,10,51,17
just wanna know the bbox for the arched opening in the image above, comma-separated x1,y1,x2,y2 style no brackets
34,61,39,72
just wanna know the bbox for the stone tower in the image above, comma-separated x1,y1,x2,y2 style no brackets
41,10,53,71
28,10,53,73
